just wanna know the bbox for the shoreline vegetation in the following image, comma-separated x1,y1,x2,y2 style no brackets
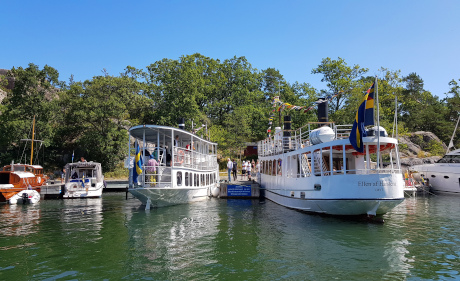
1,54,459,175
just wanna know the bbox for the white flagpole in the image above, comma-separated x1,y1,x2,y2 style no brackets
376,76,380,169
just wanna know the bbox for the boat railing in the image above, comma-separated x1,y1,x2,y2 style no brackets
294,167,401,178
334,124,353,140
258,123,354,156
172,147,217,171
143,166,172,187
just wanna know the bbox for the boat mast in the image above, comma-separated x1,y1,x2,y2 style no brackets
447,115,460,153
30,115,35,165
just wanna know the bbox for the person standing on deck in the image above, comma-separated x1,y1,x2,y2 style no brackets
227,158,233,182
232,159,237,181
147,155,158,186
256,160,261,182
247,161,252,181
242,161,247,180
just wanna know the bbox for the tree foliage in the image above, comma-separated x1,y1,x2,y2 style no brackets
1,56,459,172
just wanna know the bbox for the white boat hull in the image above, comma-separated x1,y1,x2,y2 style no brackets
9,190,41,204
129,187,209,208
411,164,460,195
262,173,404,215
63,182,103,198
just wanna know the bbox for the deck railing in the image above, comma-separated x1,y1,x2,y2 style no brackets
259,123,355,157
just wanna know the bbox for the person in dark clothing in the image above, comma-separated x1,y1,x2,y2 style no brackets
232,159,238,181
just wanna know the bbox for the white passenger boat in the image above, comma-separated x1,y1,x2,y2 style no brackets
258,91,404,217
128,122,219,208
63,161,104,198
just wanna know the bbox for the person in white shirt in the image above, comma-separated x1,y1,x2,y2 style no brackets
256,160,261,182
247,160,252,181
227,158,233,182
242,161,247,180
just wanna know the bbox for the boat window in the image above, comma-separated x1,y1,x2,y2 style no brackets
201,174,204,186
185,172,189,186
14,165,25,172
194,174,197,187
177,171,182,186
26,166,33,172
278,159,282,176
0,173,9,184
300,192,305,199
437,154,460,163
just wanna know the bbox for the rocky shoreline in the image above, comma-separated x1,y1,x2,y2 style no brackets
398,131,445,167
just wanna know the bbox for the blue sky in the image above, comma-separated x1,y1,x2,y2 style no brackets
2,0,459,98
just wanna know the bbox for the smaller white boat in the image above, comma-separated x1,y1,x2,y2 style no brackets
8,189,41,204
63,161,104,198
410,149,460,195
409,116,460,195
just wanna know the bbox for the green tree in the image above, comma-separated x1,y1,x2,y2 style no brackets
0,64,62,166
58,73,150,170
312,57,368,114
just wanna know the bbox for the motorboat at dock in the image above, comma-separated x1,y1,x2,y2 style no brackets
0,163,47,203
63,161,104,198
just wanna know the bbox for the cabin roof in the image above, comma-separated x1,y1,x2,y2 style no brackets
12,171,36,178
129,124,217,146
64,161,101,169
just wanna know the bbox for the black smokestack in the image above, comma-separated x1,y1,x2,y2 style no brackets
317,98,328,124
283,115,291,150
178,118,185,130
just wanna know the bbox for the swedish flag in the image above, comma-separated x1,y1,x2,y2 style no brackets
349,93,369,153
364,83,375,126
133,141,143,184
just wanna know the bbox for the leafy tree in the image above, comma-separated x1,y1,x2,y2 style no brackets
0,64,62,166
58,73,150,170
311,57,368,114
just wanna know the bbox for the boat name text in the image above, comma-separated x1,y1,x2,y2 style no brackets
358,181,396,187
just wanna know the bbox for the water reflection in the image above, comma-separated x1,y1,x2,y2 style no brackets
124,199,221,279
0,193,459,280
388,195,460,280
0,204,41,237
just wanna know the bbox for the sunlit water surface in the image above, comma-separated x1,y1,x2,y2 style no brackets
0,193,459,280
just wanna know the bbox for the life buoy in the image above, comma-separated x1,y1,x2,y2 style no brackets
69,184,78,192
175,150,185,165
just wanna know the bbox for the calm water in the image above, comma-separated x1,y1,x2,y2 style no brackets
0,193,459,280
